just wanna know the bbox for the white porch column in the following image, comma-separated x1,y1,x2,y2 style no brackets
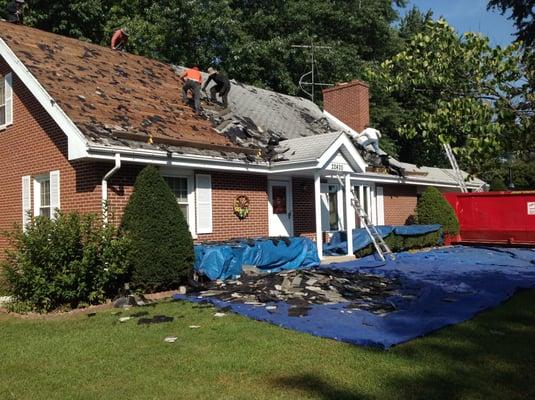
344,173,355,256
314,172,323,260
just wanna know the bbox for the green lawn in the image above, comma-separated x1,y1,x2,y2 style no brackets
1,291,535,400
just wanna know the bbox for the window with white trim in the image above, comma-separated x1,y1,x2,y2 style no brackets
0,73,13,128
164,176,190,223
32,171,60,219
0,78,5,126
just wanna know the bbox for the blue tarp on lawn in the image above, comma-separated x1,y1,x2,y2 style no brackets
323,224,442,255
194,237,320,281
176,246,535,348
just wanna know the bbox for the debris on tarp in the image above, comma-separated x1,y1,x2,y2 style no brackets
191,268,401,316
175,246,535,348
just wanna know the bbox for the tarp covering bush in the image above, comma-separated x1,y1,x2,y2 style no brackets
195,237,320,281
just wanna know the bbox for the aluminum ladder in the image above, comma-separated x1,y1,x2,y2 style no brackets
443,143,468,193
334,174,395,262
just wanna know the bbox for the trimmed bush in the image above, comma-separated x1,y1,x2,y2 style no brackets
354,229,442,258
1,212,131,312
121,165,194,291
416,187,459,235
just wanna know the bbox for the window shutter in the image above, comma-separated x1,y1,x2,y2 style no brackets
376,186,385,225
5,73,13,126
22,175,31,229
196,174,212,234
50,170,60,218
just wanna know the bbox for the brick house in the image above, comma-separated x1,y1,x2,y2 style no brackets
0,23,484,259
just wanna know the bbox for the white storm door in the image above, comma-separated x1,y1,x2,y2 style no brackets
268,180,293,237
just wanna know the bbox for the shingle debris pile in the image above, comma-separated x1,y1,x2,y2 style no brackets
193,268,402,317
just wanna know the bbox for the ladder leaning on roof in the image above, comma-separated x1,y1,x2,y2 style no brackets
443,143,468,193
334,174,395,262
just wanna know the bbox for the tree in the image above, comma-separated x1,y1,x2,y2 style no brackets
416,187,459,236
488,0,535,47
365,20,532,173
121,166,194,292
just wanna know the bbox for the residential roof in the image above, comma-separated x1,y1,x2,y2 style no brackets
0,21,246,156
275,131,343,163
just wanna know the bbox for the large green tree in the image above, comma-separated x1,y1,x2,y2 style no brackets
366,19,533,174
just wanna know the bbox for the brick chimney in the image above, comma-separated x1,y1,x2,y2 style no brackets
322,80,370,133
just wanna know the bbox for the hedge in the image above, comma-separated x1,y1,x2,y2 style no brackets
354,229,442,258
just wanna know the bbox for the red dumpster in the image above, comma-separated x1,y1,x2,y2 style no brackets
444,191,535,245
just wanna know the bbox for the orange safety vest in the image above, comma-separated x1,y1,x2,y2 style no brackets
183,68,202,84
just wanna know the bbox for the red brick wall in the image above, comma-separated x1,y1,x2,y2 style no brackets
322,80,370,133
292,177,316,240
382,184,418,225
196,171,268,242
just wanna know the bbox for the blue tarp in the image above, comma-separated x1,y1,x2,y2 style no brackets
194,237,320,281
323,224,442,255
176,246,535,348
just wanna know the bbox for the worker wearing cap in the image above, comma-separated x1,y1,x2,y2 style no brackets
180,66,203,114
202,67,231,108
5,0,25,24
111,28,129,51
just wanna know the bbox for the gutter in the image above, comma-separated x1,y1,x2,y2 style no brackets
102,153,121,222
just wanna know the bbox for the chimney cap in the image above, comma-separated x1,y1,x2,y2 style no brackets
322,79,369,94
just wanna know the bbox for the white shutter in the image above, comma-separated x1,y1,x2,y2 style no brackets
376,186,385,226
196,174,212,234
50,170,60,218
5,73,13,126
22,175,31,229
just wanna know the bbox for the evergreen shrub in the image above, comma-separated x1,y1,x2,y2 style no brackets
416,187,459,235
354,229,442,258
121,165,194,291
1,212,131,312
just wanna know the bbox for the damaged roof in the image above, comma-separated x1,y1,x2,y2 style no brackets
0,21,249,157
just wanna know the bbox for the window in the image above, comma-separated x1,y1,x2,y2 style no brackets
0,78,5,126
23,171,59,227
164,176,189,222
39,178,51,218
0,73,13,128
328,186,338,230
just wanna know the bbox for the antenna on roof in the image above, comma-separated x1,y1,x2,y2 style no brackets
292,41,333,102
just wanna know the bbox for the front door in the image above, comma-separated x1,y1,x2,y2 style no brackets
268,180,293,236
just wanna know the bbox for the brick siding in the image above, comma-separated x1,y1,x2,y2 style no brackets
382,184,418,225
322,80,370,133
196,171,268,242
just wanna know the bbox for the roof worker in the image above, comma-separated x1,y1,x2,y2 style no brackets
4,0,25,25
202,67,231,108
111,28,129,51
180,65,203,115
355,124,382,153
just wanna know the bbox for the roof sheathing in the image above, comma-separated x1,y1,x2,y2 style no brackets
0,22,249,158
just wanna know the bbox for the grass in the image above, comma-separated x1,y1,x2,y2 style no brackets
1,291,535,400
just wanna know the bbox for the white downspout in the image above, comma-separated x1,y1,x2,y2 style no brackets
102,153,121,222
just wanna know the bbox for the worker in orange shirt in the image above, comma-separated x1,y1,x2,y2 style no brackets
180,66,203,114
111,28,129,51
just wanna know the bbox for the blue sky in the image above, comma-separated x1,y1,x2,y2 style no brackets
399,0,517,47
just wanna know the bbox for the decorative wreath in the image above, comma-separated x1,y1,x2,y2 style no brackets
233,195,250,220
